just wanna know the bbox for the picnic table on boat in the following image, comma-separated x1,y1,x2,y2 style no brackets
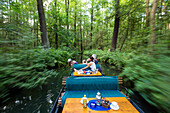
62,97,139,113
73,71,102,76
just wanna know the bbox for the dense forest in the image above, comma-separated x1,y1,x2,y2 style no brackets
0,0,169,112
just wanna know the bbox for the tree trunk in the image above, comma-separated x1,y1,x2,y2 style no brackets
163,1,169,31
146,0,150,27
90,0,93,49
37,0,50,48
33,15,36,46
55,1,58,49
120,16,130,51
111,0,120,51
74,0,77,47
159,0,163,31
37,21,39,46
9,0,11,23
65,0,69,47
87,30,89,49
106,20,109,46
83,17,85,50
150,0,159,46
80,6,82,52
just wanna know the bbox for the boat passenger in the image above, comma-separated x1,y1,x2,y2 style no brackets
92,54,103,74
80,56,96,72
92,54,98,64
68,59,78,67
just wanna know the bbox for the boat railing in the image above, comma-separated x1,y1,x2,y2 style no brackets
50,86,65,113
119,85,129,96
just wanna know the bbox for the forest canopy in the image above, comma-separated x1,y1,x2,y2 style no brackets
0,0,169,112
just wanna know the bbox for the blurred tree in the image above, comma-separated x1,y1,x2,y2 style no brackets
54,0,59,49
37,0,50,48
74,0,77,47
65,0,69,47
111,0,120,51
90,0,94,49
150,0,159,47
145,0,150,28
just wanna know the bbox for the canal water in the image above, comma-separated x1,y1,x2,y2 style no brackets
0,62,157,113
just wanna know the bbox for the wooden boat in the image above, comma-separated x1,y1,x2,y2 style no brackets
50,64,144,113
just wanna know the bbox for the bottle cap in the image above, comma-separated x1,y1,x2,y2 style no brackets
97,92,100,95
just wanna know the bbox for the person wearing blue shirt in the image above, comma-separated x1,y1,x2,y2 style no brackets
92,54,103,75
92,54,98,64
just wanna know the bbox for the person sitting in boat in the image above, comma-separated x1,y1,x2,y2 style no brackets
80,56,96,72
92,54,98,64
92,54,103,74
68,59,78,67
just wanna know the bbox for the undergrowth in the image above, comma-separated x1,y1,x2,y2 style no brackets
0,48,77,103
84,49,170,112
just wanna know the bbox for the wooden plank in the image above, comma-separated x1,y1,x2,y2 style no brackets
117,76,123,79
62,77,68,86
62,77,68,81
118,77,123,79
62,83,66,85
119,82,123,84
63,81,122,85
62,97,139,113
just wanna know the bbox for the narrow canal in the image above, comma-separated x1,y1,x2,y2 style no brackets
0,62,157,113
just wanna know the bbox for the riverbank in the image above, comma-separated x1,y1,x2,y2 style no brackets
0,48,78,104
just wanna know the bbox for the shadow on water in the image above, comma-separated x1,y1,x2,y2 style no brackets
1,58,157,113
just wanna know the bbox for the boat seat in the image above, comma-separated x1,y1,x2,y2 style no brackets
72,64,103,76
61,90,126,107
66,76,118,90
61,76,125,107
72,64,101,72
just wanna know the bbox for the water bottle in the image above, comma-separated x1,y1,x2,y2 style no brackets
82,95,87,108
96,69,98,74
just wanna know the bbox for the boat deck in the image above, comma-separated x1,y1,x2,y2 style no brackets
62,97,139,113
50,64,144,113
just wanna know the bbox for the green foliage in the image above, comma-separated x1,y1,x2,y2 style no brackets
0,0,80,103
84,49,135,69
120,55,170,112
0,48,77,102
84,50,170,112
1,0,169,112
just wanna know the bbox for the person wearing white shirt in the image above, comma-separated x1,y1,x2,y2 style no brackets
80,56,96,72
